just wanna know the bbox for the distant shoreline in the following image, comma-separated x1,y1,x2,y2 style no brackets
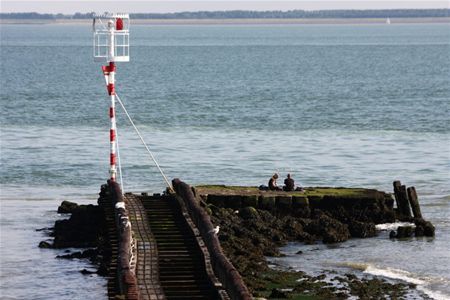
1,17,449,25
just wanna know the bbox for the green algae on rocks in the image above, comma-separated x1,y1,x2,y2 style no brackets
199,185,420,299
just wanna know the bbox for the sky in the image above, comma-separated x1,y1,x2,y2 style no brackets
1,0,449,14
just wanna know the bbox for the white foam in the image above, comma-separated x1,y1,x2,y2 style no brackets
416,286,450,300
335,261,370,271
375,222,415,231
335,262,450,300
364,265,450,300
364,265,424,285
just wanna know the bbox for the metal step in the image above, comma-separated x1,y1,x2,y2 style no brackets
142,195,222,299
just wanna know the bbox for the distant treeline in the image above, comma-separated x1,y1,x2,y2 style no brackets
1,9,449,20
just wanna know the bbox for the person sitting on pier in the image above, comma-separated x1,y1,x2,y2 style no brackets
268,173,282,191
283,174,304,192
283,173,295,192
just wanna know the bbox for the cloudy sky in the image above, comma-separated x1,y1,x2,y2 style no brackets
1,1,448,14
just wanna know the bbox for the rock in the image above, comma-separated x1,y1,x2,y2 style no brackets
423,222,435,237
38,241,52,248
293,206,311,218
415,218,435,237
322,226,350,243
305,213,350,243
269,288,289,298
53,204,102,248
315,274,326,280
415,225,425,237
296,250,303,254
396,226,414,238
36,227,52,232
207,196,418,297
348,221,376,238
57,248,97,259
345,273,357,281
57,200,79,213
80,268,96,275
263,247,279,257
272,233,283,242
204,206,212,215
239,207,259,219
389,231,397,239
283,217,304,238
218,233,230,241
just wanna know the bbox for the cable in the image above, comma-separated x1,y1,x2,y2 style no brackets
115,93,173,192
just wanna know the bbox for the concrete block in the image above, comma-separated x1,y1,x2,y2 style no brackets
276,195,292,208
308,196,322,208
207,194,224,207
241,195,258,208
223,195,242,210
260,195,276,210
292,195,309,208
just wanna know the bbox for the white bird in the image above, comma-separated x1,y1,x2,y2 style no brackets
213,226,220,235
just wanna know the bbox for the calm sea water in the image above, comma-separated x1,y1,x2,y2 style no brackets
1,23,449,299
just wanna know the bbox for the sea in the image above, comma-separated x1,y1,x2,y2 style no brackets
0,22,449,299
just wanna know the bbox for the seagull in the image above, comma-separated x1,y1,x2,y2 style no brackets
208,225,220,235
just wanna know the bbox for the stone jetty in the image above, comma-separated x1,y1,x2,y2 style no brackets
39,179,435,299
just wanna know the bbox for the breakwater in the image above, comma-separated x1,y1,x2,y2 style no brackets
39,179,435,299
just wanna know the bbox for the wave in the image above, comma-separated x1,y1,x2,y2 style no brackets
375,222,415,231
365,265,450,300
338,262,450,300
416,287,450,300
364,265,424,285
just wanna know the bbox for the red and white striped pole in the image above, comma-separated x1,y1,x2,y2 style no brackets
106,20,117,181
108,62,117,181
102,62,117,181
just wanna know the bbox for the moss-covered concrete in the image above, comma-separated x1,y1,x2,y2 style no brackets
195,185,383,199
195,185,391,217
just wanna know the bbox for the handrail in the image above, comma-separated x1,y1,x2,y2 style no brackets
172,178,252,300
108,180,140,300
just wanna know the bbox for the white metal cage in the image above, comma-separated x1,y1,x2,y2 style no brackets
93,13,130,62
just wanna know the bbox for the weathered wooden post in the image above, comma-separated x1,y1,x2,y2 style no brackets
407,186,422,219
393,181,412,218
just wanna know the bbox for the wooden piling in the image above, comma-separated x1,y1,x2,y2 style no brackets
393,181,412,218
407,186,422,219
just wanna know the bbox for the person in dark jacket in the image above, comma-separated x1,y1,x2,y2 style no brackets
283,174,295,192
283,173,295,191
268,173,282,191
